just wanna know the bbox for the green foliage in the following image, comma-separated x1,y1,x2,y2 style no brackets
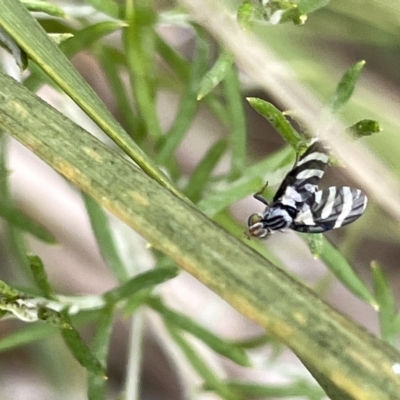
0,0,398,399
348,119,382,138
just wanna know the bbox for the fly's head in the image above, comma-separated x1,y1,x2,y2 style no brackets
247,212,271,239
247,205,294,239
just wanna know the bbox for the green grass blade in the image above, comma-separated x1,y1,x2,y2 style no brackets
197,51,234,100
247,97,303,149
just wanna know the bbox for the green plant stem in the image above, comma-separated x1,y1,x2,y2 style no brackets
125,310,145,400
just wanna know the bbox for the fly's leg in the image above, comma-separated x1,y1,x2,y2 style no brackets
253,182,269,206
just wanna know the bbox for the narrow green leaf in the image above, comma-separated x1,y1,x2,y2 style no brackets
318,237,377,307
371,261,399,345
60,311,106,377
21,0,66,17
28,254,55,299
103,267,178,304
88,306,115,400
166,324,240,400
61,21,127,58
156,31,209,165
84,194,129,282
148,297,251,367
247,97,302,149
224,64,247,178
155,33,190,82
197,52,234,100
184,140,227,203
330,61,365,113
347,119,381,138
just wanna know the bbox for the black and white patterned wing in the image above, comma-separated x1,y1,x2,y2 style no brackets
273,140,329,207
292,186,368,233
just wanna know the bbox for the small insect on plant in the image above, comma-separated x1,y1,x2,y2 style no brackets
247,139,368,238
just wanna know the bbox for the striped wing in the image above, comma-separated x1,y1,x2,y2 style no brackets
292,186,368,233
273,140,329,205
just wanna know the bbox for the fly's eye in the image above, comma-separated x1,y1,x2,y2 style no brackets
246,213,269,239
247,213,262,228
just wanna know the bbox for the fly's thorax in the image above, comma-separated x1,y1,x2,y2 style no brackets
261,204,295,231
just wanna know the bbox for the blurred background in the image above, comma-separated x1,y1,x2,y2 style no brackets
1,0,400,399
